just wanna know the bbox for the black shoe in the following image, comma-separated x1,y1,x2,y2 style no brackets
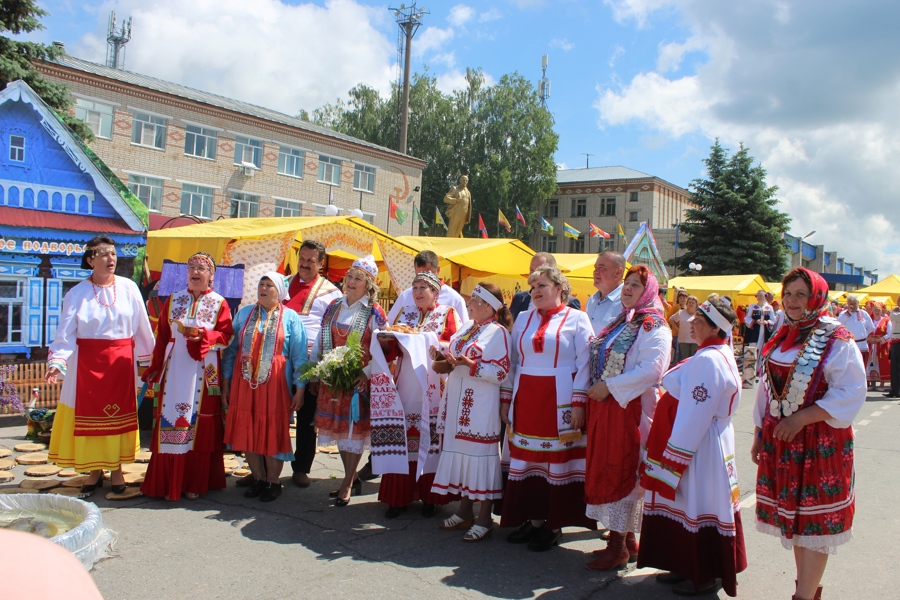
528,527,561,552
335,495,351,507
111,483,127,494
421,503,437,518
883,393,899,398
507,521,539,544
329,479,362,497
357,461,379,481
80,476,104,495
260,483,282,502
244,479,266,499
385,505,407,519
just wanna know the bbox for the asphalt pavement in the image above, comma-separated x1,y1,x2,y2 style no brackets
1,387,897,599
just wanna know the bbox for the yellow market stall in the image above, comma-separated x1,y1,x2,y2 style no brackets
853,274,900,299
667,275,772,307
147,216,419,306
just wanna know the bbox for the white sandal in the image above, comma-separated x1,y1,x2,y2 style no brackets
463,524,494,542
439,514,475,530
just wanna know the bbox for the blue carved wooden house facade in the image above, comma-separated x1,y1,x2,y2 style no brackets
0,80,147,358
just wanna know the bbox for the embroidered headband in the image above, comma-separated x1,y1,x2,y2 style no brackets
260,271,290,302
188,252,216,274
90,244,116,257
697,301,732,334
412,271,441,293
350,254,378,282
471,285,502,311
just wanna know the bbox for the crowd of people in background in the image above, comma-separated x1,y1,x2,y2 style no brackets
45,237,877,600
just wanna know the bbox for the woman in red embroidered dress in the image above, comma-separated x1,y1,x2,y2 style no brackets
314,255,387,507
141,253,233,501
500,265,595,551
377,271,460,519
751,268,866,600
583,265,671,571
866,304,891,390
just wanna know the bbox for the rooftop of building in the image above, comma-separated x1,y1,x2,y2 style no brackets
50,54,422,164
557,166,652,183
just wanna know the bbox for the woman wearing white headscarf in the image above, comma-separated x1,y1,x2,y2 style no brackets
222,273,308,502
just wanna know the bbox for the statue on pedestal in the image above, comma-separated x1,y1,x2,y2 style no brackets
443,175,472,238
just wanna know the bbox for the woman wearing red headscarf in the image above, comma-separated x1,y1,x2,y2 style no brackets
583,265,672,571
751,268,866,600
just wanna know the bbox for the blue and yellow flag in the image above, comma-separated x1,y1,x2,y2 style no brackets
563,222,580,239
541,217,554,236
435,207,447,229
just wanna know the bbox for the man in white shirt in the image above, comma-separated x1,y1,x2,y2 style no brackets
509,252,581,321
387,250,468,324
585,251,625,334
838,294,876,367
887,298,900,398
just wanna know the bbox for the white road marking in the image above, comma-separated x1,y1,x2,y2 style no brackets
858,420,871,426
871,411,883,417
739,493,757,509
883,404,893,410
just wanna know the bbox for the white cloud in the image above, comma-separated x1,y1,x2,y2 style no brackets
549,37,574,51
431,52,457,68
448,4,475,27
609,44,625,68
481,8,503,22
416,25,456,55
71,0,395,114
595,0,900,274
436,69,497,94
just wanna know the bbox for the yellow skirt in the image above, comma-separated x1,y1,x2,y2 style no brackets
48,404,139,471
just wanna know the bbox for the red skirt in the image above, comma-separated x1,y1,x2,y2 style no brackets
74,338,138,436
224,355,292,456
584,394,642,505
509,374,585,464
378,461,456,508
142,390,225,500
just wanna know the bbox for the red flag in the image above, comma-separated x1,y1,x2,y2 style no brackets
478,214,489,239
389,198,399,220
589,221,611,238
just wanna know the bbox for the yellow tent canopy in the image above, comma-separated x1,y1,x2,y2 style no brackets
667,275,772,306
147,216,420,305
764,282,783,301
392,236,536,283
865,295,896,310
853,274,900,299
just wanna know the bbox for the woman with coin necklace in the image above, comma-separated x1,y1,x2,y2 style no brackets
751,268,866,600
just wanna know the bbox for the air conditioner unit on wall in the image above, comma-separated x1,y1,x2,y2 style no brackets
240,162,256,177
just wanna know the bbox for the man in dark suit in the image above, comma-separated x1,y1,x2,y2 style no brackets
510,252,581,323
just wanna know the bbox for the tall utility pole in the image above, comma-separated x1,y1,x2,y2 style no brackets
391,3,428,155
106,11,132,70
581,153,594,168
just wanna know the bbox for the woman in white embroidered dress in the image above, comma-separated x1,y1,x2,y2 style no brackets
583,265,671,571
141,252,233,501
500,265,595,552
638,298,747,597
432,283,512,542
46,236,155,496
376,271,460,519
314,255,387,507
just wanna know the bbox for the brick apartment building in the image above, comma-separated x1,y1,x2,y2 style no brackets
36,50,426,233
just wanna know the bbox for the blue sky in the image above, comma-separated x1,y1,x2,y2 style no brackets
20,0,900,276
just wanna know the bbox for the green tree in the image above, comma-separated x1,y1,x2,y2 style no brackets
672,140,791,280
0,0,93,140
305,67,558,238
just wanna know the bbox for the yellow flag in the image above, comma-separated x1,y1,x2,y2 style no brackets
617,222,626,239
435,207,447,228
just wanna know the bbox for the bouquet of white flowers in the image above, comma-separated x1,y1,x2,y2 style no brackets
299,331,364,394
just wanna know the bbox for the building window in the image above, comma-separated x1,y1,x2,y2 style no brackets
180,184,214,219
184,125,217,160
571,197,586,218
600,197,616,216
75,99,114,139
630,191,639,202
274,198,304,217
362,212,375,224
127,175,163,212
8,135,25,162
570,234,585,253
546,199,559,218
354,164,376,193
0,280,25,344
602,239,616,251
231,192,260,218
629,211,639,222
234,136,263,168
318,155,342,185
278,147,304,178
131,112,167,149
541,235,557,253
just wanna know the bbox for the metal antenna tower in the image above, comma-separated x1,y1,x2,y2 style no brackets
106,11,133,70
539,54,550,109
390,3,428,155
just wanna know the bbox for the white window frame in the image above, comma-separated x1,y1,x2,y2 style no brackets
184,124,218,160
317,155,342,185
541,235,557,253
0,279,26,346
273,197,305,217
180,183,214,220
127,174,164,213
131,112,168,150
572,197,586,218
231,192,260,218
353,163,376,193
8,135,25,162
233,136,263,168
74,98,114,139
278,146,305,178
546,198,559,218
